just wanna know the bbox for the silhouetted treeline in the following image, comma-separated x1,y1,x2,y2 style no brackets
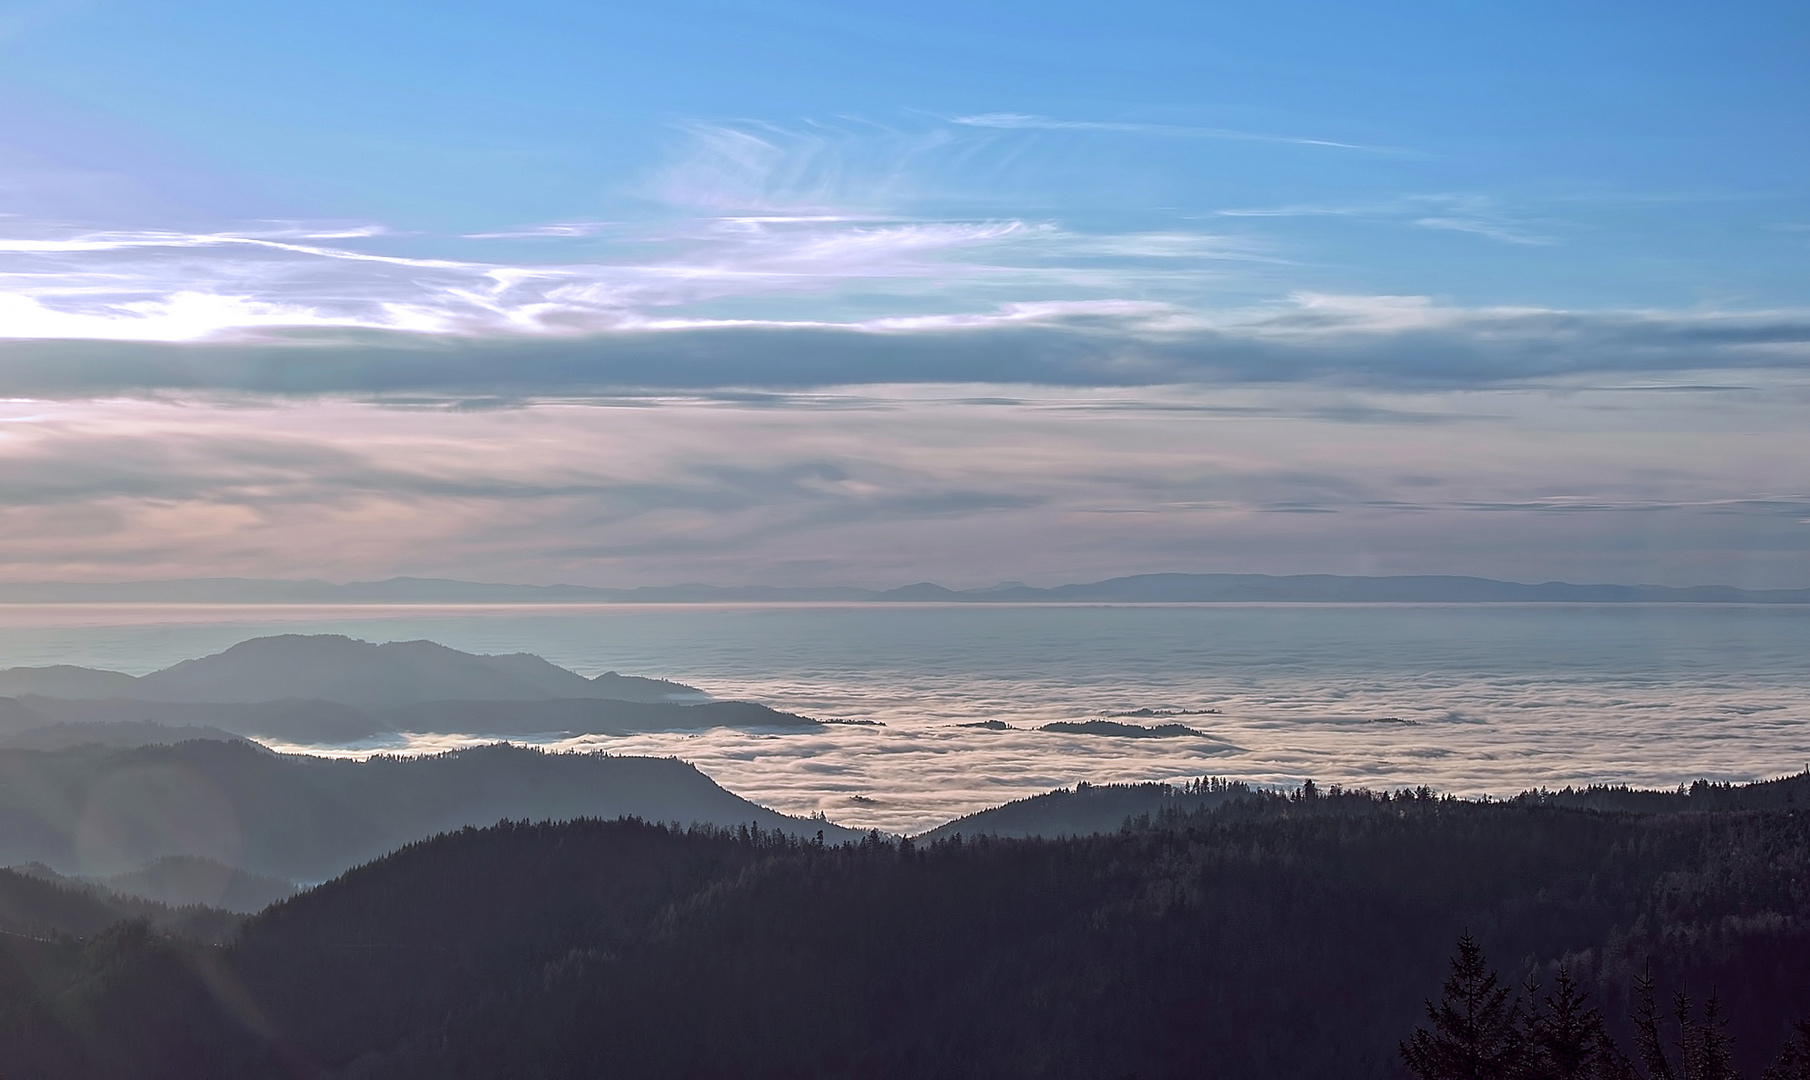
1403,933,1810,1080
0,775,1806,1078
926,769,1810,841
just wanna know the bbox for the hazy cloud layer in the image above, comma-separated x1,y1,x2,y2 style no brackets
1,298,1806,397
1,109,1805,589
1,380,1803,587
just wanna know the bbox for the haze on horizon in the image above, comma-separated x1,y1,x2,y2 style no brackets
0,0,1806,589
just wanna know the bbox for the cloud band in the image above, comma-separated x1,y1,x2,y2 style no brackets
0,300,1804,398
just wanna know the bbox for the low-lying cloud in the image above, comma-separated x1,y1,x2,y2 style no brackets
1,383,1804,588
0,297,1804,397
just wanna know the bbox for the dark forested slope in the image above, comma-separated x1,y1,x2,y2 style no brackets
920,776,1252,839
0,782,1806,1079
926,770,1810,840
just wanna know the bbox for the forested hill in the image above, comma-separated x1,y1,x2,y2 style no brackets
1,779,1806,1079
919,776,1254,840
924,770,1810,840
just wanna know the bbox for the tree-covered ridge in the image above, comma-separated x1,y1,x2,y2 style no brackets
0,777,1804,1078
928,770,1810,841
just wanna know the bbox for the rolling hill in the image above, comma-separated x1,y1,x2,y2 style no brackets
0,739,857,880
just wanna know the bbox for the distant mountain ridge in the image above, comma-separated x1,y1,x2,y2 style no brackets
1,572,1805,604
869,572,1810,603
0,634,702,706
0,635,841,745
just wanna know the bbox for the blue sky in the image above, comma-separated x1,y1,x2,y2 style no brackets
0,0,1805,587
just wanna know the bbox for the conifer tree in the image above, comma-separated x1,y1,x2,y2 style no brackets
1693,992,1736,1080
1522,968,1611,1080
1763,1020,1810,1080
1632,965,1679,1080
1402,934,1523,1080
1632,970,1737,1080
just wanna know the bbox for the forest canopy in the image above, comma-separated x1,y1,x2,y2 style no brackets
0,772,1803,1078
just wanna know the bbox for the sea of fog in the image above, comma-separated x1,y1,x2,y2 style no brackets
0,603,1805,834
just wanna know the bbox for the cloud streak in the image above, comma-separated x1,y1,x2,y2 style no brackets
8,118,1778,400
949,112,1398,153
1213,194,1560,246
0,296,1804,397
1,210,1187,345
0,381,1804,588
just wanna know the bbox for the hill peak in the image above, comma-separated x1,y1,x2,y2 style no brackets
0,634,701,707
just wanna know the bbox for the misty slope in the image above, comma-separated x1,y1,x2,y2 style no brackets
371,697,817,737
14,855,296,915
0,720,252,751
0,740,856,879
0,865,241,942
100,856,297,914
3,790,1808,1080
6,698,385,743
0,634,701,706
0,667,142,700
11,695,820,745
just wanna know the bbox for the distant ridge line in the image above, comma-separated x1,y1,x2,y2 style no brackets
868,573,1810,604
0,573,1806,605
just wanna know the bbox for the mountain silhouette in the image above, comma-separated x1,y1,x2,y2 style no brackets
0,634,701,707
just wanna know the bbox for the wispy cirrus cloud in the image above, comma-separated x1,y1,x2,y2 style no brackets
949,112,1399,153
0,117,1794,401
1410,217,1557,246
460,222,615,239
0,173,1270,348
1213,194,1560,245
0,214,1061,341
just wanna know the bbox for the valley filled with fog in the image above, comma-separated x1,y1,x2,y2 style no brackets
2,603,1803,835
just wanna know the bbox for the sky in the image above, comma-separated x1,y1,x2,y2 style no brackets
0,0,1805,588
